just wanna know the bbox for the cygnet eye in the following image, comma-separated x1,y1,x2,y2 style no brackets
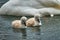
36,18,40,22
21,20,26,26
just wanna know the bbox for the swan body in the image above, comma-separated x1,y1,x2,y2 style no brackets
12,16,27,28
26,14,42,27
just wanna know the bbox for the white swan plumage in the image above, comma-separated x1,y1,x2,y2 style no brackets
0,0,60,16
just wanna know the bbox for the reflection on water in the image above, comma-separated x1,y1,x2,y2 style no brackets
31,26,41,40
12,28,27,39
0,15,60,40
32,26,41,35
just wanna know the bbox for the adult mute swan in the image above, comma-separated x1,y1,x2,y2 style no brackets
12,16,27,28
0,0,41,16
0,0,60,16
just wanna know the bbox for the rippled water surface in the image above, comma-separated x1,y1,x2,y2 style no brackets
0,15,60,40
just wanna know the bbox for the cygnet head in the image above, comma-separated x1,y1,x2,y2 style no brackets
34,14,42,26
34,14,40,22
20,16,27,26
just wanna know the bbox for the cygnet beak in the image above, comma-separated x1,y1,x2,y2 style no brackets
39,21,42,26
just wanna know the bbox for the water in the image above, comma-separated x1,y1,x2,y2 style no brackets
0,0,8,7
0,15,60,40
